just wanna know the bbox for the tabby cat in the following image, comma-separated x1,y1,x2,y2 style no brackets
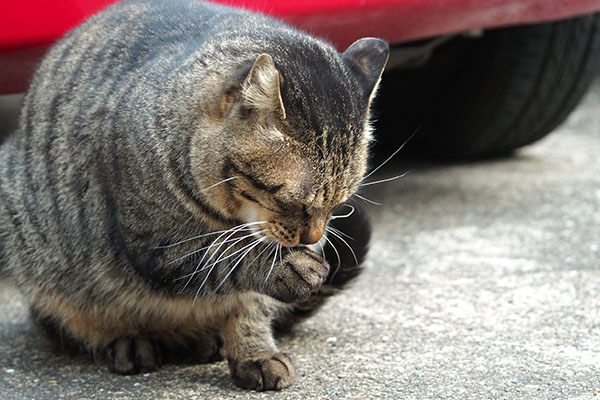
0,0,387,391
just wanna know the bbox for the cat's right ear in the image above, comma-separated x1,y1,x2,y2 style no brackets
342,38,389,103
240,53,287,120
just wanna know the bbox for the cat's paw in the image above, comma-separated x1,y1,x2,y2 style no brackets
187,330,224,363
104,337,163,375
229,352,295,391
268,249,329,303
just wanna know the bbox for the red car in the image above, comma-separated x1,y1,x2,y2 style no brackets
1,0,600,156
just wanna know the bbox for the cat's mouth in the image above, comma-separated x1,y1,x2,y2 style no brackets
238,199,326,247
262,221,325,248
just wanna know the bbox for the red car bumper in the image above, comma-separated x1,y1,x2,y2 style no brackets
1,0,600,93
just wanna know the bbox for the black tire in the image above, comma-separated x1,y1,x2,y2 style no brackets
375,13,600,158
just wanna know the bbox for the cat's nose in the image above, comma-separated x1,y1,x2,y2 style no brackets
299,213,327,245
299,225,324,245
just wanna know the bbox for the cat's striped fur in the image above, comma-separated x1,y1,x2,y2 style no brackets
0,0,387,390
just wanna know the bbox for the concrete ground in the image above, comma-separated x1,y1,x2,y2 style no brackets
1,75,599,399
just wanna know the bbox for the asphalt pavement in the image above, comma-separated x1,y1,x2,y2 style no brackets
1,75,599,399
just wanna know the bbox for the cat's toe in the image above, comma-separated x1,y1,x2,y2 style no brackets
229,352,295,391
188,331,223,363
105,337,162,374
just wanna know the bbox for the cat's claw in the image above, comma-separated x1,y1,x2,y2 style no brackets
268,249,329,303
229,352,295,391
104,337,163,374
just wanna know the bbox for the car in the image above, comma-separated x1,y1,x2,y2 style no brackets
1,0,600,156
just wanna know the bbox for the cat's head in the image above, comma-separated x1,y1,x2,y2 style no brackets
200,38,388,246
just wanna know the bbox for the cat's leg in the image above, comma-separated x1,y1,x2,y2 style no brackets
30,300,164,374
221,294,295,391
104,336,163,374
104,327,224,373
217,247,329,390
104,323,227,373
36,307,166,374
29,288,227,374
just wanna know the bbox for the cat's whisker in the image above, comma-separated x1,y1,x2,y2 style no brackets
362,128,418,181
247,241,277,270
265,243,280,282
152,229,230,249
181,230,264,283
175,232,267,282
278,243,283,268
199,234,266,273
327,225,354,241
201,176,239,192
200,229,250,268
317,240,325,257
353,193,381,206
215,237,267,291
322,234,341,282
199,221,268,257
178,226,245,291
360,171,410,187
153,220,265,249
178,222,267,292
167,231,261,265
330,204,355,220
326,227,358,267
192,234,266,303
220,236,264,268
193,263,215,303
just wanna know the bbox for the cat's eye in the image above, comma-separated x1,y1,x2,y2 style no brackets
236,170,282,195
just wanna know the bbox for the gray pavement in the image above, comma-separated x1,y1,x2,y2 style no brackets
1,76,599,399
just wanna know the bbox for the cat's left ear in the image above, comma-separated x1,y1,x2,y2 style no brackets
241,53,286,119
343,38,389,102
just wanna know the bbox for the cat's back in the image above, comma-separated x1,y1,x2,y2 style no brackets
10,0,301,146
22,0,253,107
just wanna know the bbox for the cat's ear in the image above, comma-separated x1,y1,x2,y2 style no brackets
241,53,286,119
343,38,389,102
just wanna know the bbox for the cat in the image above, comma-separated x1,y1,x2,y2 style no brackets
0,0,387,391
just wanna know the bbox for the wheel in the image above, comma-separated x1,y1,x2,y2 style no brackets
375,13,600,158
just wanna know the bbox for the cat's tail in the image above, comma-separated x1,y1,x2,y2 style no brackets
272,201,371,333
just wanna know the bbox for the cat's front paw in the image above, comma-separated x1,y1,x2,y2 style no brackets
104,337,163,375
267,249,329,303
229,352,295,391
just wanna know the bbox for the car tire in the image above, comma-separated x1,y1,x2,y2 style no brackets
375,13,600,158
